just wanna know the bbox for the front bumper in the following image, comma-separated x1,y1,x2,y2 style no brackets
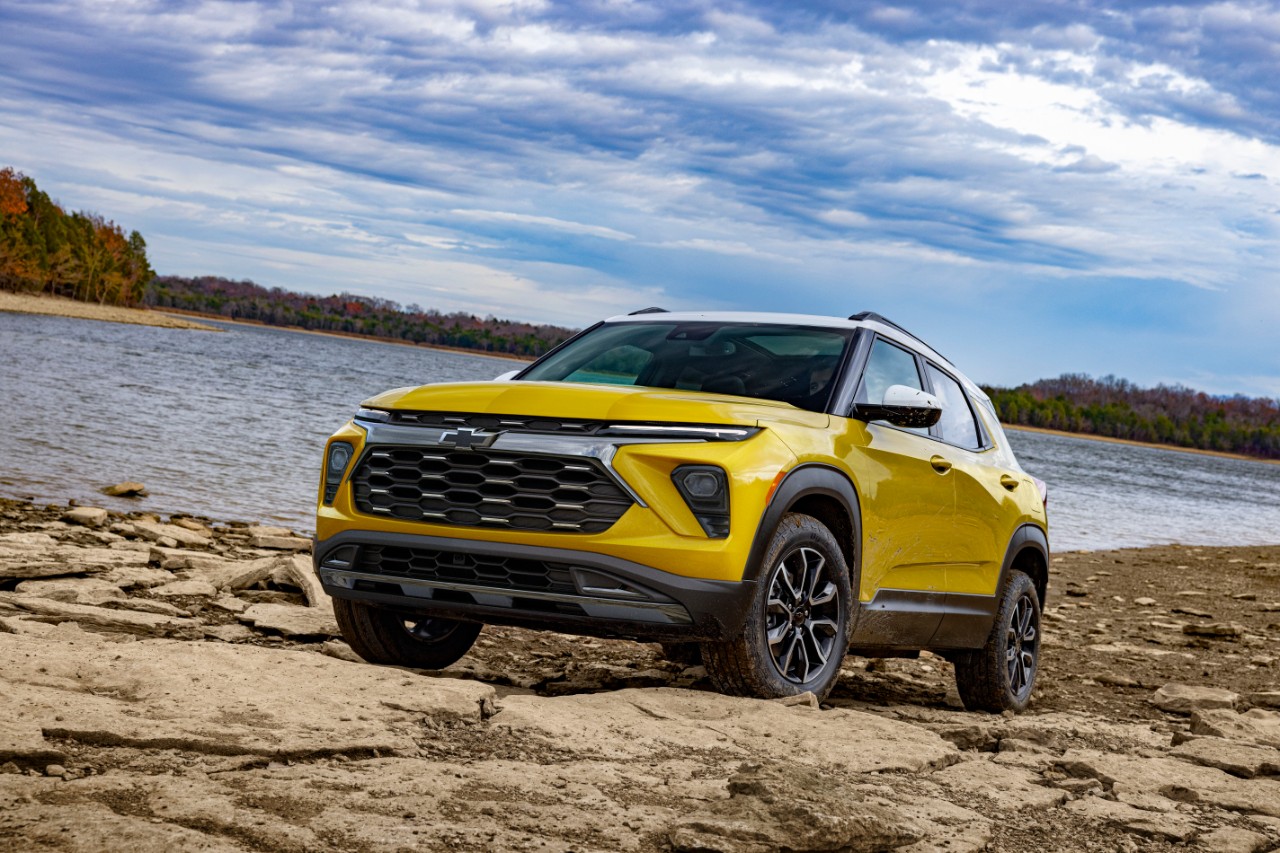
314,529,757,642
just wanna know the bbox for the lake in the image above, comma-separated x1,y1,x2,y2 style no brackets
2,312,1278,552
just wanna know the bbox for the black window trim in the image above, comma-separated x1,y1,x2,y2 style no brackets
920,358,993,452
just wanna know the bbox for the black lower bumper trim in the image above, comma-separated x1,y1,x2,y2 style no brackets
314,529,756,642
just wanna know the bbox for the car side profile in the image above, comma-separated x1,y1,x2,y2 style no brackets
314,310,1050,711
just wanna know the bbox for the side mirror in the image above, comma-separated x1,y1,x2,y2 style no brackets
493,370,520,381
853,384,943,428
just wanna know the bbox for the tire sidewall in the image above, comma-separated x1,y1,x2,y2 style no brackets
993,571,1041,710
744,514,852,698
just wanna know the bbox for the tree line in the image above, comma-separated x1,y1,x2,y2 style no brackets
982,374,1280,460
144,275,576,357
0,167,154,306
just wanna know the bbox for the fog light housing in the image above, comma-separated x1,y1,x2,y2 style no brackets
323,442,354,504
672,465,730,538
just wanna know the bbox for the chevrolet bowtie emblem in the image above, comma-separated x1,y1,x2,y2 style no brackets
439,427,498,449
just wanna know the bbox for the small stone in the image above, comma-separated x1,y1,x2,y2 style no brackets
44,764,66,777
1233,592,1259,601
210,596,249,614
250,534,311,552
102,481,147,497
0,761,20,774
1172,606,1214,618
320,640,363,663
1134,597,1157,607
1096,673,1139,688
1152,683,1239,714
152,579,218,597
63,506,109,527
1176,590,1208,597
1183,622,1244,639
1249,692,1280,709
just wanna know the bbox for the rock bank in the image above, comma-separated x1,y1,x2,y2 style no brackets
1,498,1279,852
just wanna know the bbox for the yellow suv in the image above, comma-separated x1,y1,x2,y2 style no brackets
316,310,1050,711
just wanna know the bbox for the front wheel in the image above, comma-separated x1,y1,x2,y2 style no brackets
702,513,852,701
333,598,481,670
953,570,1041,712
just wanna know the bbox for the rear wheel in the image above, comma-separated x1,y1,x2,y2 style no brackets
333,598,481,669
702,513,852,701
953,570,1041,712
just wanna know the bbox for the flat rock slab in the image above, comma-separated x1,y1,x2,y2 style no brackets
240,602,340,638
12,577,125,605
1058,748,1280,818
1065,797,1195,841
1152,682,1240,714
0,594,197,634
1192,708,1280,749
933,758,1068,811
1172,737,1280,778
493,688,959,771
0,801,245,852
131,521,212,549
0,631,493,760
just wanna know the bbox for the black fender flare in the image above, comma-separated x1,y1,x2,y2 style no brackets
741,463,862,585
998,523,1051,606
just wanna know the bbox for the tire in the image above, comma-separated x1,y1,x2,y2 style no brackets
333,598,482,670
702,513,852,701
953,570,1041,712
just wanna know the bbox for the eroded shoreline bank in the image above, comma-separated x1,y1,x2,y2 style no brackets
2,497,1280,851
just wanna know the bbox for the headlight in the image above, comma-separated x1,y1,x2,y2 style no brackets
355,407,391,423
323,441,354,504
672,465,730,538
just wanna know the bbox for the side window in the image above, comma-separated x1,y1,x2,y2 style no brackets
855,338,929,435
856,338,923,404
926,364,982,450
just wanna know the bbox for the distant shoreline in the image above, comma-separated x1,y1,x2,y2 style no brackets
0,291,221,331
157,307,535,363
1006,424,1280,466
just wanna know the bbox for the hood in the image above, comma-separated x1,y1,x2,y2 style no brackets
363,381,829,430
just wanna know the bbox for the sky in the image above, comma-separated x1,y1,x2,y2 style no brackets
1,1,1278,396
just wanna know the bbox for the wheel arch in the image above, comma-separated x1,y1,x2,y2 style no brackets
742,463,862,583
1000,523,1050,606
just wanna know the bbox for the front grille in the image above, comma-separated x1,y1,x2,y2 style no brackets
388,411,608,434
355,544,577,594
351,446,633,533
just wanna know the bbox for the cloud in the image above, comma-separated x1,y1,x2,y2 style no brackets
1,0,1278,393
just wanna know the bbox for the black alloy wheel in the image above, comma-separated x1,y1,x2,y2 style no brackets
702,513,853,701
953,569,1041,712
765,545,843,684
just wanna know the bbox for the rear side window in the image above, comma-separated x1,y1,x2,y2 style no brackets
926,364,982,450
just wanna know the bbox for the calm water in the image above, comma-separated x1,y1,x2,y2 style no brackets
2,312,1278,551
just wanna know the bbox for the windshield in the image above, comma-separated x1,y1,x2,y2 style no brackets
518,322,854,411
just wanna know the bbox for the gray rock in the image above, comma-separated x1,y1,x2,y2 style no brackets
240,602,340,639
1191,709,1280,749
0,630,494,759
493,687,959,771
131,521,211,549
269,553,325,606
102,481,147,497
1184,621,1245,639
1152,683,1240,714
63,506,109,528
1171,737,1280,778
250,533,311,551
668,762,926,853
1195,826,1271,853
152,579,218,598
0,593,196,634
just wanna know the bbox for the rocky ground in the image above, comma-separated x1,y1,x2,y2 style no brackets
1,498,1279,853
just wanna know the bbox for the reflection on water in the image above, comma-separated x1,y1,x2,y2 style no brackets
2,312,1278,549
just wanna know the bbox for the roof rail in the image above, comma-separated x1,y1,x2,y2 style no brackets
848,311,944,359
628,306,669,315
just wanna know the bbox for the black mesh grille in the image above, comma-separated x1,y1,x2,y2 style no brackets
351,446,633,533
355,545,577,594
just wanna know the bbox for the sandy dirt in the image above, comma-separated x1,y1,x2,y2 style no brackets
2,498,1279,853
0,292,221,331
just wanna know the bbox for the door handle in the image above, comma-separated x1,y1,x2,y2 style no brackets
1000,474,1020,491
929,455,952,474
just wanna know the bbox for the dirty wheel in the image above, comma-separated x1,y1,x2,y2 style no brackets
702,513,851,701
333,598,481,669
953,570,1040,712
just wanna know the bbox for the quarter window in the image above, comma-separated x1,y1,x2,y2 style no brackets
926,364,982,450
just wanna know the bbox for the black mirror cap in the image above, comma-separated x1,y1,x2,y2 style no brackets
852,403,943,429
